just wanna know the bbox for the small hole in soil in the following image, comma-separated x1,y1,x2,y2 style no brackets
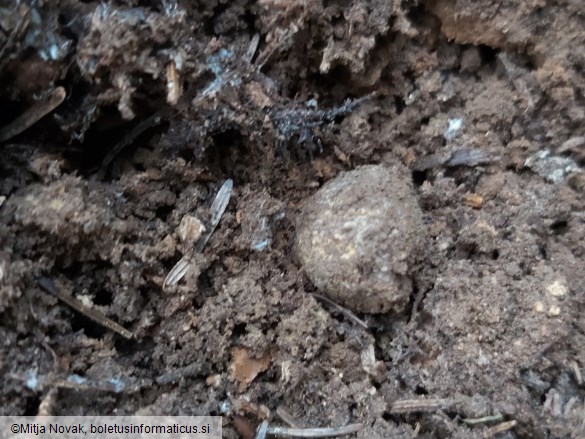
381,411,393,422
207,3,229,35
211,128,241,153
233,323,247,337
415,385,428,395
133,161,146,172
459,243,478,259
421,116,430,125
0,99,22,128
116,336,153,357
194,271,217,307
23,396,41,415
70,313,107,339
206,127,244,172
479,44,497,63
155,205,173,222
94,289,113,306
62,261,83,279
243,11,257,36
550,220,568,235
539,246,548,260
406,3,427,25
331,14,346,26
418,309,433,325
394,95,406,114
411,170,427,187
491,249,500,260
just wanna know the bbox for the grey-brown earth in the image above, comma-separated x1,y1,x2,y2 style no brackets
1,1,584,438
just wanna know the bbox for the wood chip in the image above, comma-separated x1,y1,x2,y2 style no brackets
483,420,517,438
166,61,182,105
463,193,484,208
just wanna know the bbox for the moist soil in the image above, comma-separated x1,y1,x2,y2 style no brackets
1,1,585,438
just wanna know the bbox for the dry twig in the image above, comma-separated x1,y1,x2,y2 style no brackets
38,276,134,339
390,398,449,414
482,420,517,438
311,293,369,329
255,420,362,438
462,414,503,425
276,407,302,428
571,360,582,385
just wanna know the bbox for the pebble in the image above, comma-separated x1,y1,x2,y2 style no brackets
296,165,427,313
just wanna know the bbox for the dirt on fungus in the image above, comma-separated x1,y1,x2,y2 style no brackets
0,1,584,438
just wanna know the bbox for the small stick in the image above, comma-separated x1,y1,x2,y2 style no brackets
166,61,182,105
155,363,201,385
563,396,578,417
52,378,115,392
390,398,448,414
311,293,369,329
462,414,503,425
571,360,582,385
266,423,362,437
483,420,517,438
0,87,66,142
276,407,302,428
50,374,148,393
407,286,425,330
38,277,134,339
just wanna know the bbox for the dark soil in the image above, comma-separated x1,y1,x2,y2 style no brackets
1,0,584,438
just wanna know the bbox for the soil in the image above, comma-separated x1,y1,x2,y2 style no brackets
1,1,584,438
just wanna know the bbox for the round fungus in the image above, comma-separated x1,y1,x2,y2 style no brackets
296,165,427,313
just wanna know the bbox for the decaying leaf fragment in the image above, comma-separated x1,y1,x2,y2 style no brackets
230,347,272,388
